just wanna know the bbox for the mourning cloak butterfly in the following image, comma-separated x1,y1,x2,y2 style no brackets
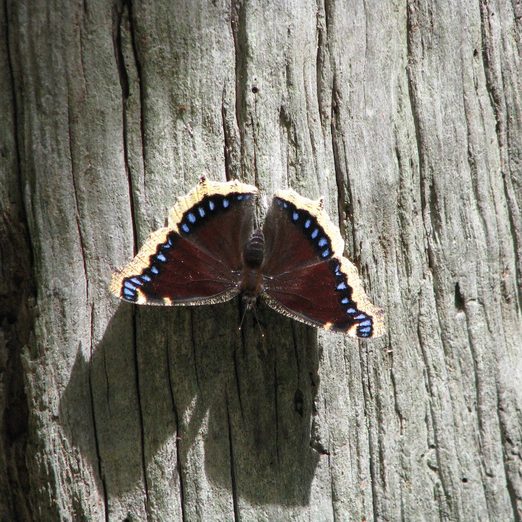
110,177,384,338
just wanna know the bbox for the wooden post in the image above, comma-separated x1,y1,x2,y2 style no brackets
1,0,520,519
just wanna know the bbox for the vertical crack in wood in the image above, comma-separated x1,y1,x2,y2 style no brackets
232,349,244,421
114,0,139,250
405,16,449,512
327,451,336,521
226,394,240,521
67,103,89,304
341,342,380,517
358,345,379,522
496,388,522,522
101,346,111,417
230,0,247,178
315,0,327,130
415,302,451,517
237,299,248,349
234,301,246,420
326,448,340,522
330,76,355,255
113,1,130,100
132,310,150,508
1,2,34,519
114,3,150,514
166,336,187,522
273,349,281,466
231,1,261,188
88,305,109,521
124,0,146,181
113,11,148,499
250,112,260,190
221,87,233,182
478,1,522,312
2,0,32,264
477,3,505,145
279,104,292,186
389,368,404,437
290,323,301,388
405,3,429,249
461,300,494,514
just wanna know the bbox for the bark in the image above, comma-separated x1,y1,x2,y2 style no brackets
1,0,521,520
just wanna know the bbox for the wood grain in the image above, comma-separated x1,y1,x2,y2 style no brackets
1,0,520,520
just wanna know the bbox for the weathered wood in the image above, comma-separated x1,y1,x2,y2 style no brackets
1,0,520,520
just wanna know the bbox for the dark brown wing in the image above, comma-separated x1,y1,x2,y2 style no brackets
111,178,257,305
261,190,384,338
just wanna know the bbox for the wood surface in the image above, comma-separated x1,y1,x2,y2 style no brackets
0,0,520,520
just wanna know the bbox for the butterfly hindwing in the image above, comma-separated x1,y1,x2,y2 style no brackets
111,178,258,306
261,190,384,338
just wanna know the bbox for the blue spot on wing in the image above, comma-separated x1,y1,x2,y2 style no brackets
124,280,136,291
141,274,151,282
304,219,311,229
292,211,299,221
311,229,319,239
198,206,205,217
223,198,230,208
150,266,159,275
156,253,166,262
336,282,347,291
318,238,328,247
358,327,371,337
321,249,330,258
181,223,190,233
187,212,196,223
208,200,215,211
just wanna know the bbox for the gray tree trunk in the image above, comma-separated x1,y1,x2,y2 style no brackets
1,0,521,520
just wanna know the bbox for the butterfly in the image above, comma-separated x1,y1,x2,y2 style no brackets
110,177,384,338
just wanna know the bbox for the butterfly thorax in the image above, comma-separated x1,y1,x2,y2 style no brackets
240,229,265,308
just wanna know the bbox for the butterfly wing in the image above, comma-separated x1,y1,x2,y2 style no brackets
261,190,384,338
111,177,258,306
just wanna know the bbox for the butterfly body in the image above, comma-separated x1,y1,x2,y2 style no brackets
111,178,384,338
240,229,265,308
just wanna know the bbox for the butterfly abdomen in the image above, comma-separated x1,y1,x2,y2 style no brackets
240,229,265,306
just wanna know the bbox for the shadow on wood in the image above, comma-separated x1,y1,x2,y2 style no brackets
59,300,321,508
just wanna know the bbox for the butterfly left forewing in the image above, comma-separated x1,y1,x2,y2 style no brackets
261,190,384,338
111,178,258,306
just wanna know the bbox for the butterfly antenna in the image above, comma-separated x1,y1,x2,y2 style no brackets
238,304,248,331
252,305,265,338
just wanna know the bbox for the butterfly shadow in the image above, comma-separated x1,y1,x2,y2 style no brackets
59,299,321,507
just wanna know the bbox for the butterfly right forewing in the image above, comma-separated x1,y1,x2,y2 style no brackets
261,191,384,338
